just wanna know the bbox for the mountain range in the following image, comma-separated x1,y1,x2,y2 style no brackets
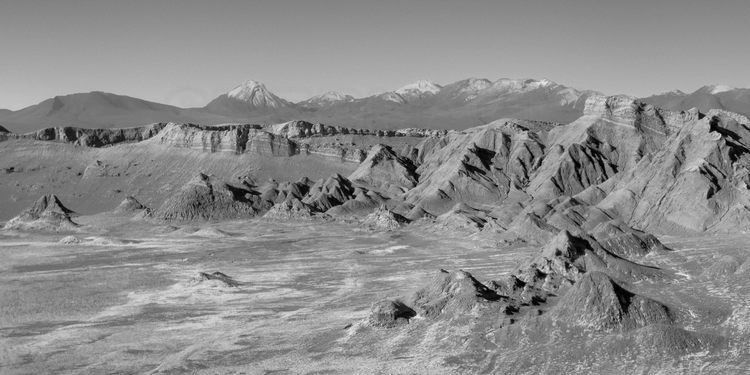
641,84,750,117
1,79,748,133
2,90,750,371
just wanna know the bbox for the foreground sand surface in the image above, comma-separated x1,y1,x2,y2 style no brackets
1,216,749,374
0,217,528,374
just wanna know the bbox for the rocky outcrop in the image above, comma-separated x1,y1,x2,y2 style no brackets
4,194,79,231
551,271,672,331
361,207,410,230
269,120,448,139
0,125,9,141
410,269,503,319
257,178,312,204
269,120,344,138
154,123,261,154
434,203,496,231
301,143,367,163
155,173,261,221
601,110,750,232
404,119,549,214
263,197,317,220
525,95,686,200
349,144,419,194
245,131,297,156
12,123,167,147
368,300,416,328
154,122,367,161
197,271,241,287
302,174,356,211
516,230,663,292
113,196,151,216
325,187,386,216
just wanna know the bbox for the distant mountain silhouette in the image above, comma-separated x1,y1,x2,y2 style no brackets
4,79,750,133
0,92,239,132
641,85,750,118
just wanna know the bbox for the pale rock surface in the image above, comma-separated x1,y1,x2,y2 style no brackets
263,197,317,220
361,206,409,230
348,144,418,194
155,173,260,221
4,194,79,231
551,271,672,331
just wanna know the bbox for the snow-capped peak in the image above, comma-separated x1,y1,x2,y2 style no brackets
310,91,354,103
491,78,557,92
655,89,687,96
458,78,492,93
395,80,442,96
299,91,355,108
379,92,406,104
705,84,736,95
227,80,288,108
227,80,267,100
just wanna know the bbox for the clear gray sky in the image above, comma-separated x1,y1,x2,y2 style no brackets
1,0,748,110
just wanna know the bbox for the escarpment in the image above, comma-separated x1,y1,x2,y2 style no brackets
10,123,168,146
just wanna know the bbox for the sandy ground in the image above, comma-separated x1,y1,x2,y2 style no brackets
2,217,750,374
0,216,535,374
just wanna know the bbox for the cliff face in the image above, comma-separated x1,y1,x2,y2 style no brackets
1,120,443,165
154,123,261,153
153,123,363,160
269,120,448,139
149,122,438,162
8,123,167,146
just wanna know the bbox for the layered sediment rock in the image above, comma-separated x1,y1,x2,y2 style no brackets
12,123,167,146
269,120,447,139
603,110,750,232
349,144,419,194
404,119,549,214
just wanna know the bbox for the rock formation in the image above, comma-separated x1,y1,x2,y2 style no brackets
368,300,416,328
349,144,419,194
4,194,79,231
197,271,240,287
410,269,503,319
404,119,550,214
113,196,152,218
155,173,261,221
361,206,410,230
302,174,356,211
551,271,672,331
12,123,167,146
263,197,318,220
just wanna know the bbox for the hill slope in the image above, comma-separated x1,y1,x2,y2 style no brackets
0,92,240,132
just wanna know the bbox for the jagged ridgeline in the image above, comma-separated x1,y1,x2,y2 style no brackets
4,94,750,233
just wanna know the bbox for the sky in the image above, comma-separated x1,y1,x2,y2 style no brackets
1,0,749,110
